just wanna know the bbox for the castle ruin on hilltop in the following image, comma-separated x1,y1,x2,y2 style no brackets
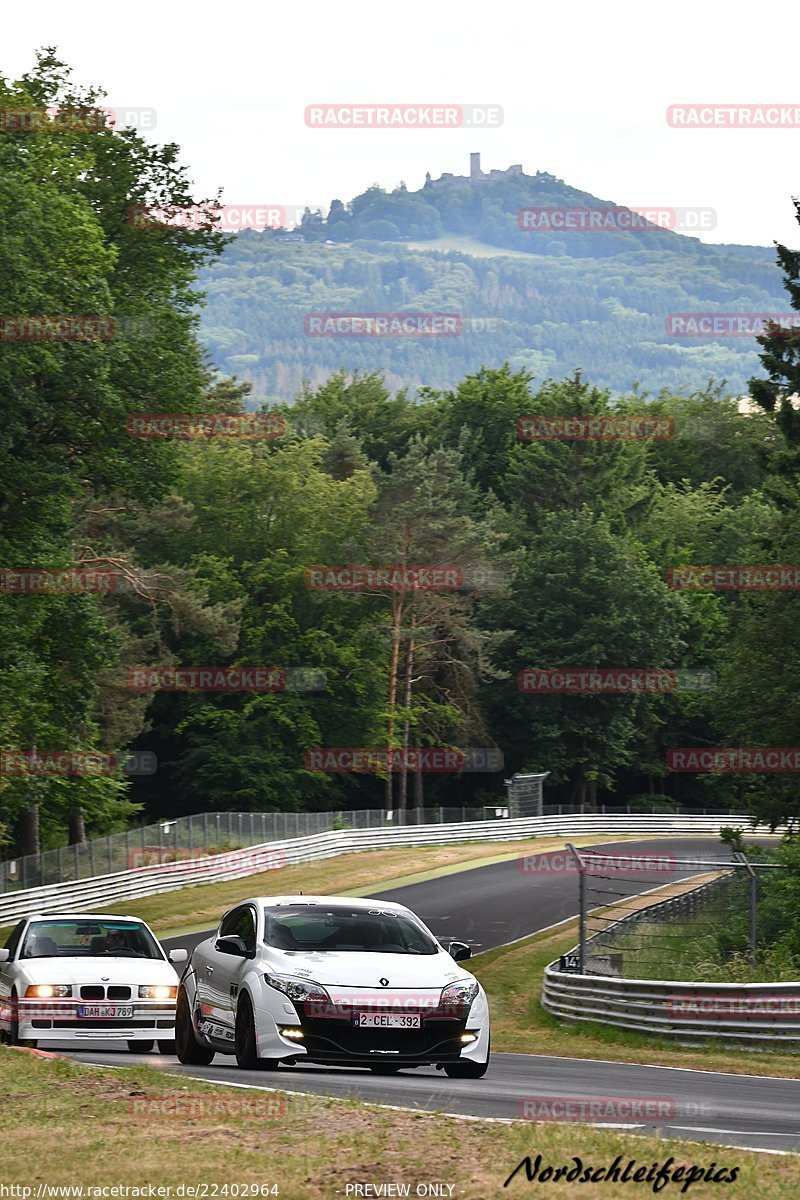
424,152,525,188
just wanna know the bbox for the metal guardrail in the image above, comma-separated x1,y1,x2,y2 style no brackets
542,967,800,1044
0,804,747,893
542,873,800,1045
0,807,491,893
0,812,776,926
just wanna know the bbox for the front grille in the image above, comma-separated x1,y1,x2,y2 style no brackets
297,1014,467,1062
77,985,132,1000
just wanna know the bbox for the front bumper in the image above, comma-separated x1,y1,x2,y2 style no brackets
255,985,490,1066
17,999,176,1042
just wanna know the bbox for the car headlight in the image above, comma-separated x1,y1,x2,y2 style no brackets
439,980,479,1015
138,985,178,1000
264,973,331,1004
24,985,72,998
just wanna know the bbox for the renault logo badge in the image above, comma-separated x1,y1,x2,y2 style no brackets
379,977,389,987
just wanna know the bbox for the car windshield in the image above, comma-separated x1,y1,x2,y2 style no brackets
263,905,439,954
19,919,164,960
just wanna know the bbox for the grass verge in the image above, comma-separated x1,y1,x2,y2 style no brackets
2,1046,797,1198
7,837,797,1080
471,906,800,1079
1,834,653,942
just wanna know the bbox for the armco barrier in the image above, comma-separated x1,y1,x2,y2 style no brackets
542,871,798,1046
542,965,800,1045
0,813,776,926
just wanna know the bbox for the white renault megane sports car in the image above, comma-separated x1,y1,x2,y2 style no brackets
0,913,187,1052
175,895,490,1077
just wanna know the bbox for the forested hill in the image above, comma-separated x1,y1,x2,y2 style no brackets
198,165,782,399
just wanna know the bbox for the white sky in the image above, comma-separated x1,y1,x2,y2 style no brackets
4,0,800,247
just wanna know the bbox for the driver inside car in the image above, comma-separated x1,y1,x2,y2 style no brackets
355,920,385,949
104,928,128,953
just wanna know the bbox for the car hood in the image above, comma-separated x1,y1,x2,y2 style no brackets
259,948,473,990
16,958,179,985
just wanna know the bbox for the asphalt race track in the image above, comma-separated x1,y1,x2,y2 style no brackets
61,835,800,1153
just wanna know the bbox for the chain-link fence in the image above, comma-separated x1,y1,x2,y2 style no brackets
0,806,499,893
566,843,787,982
1,802,761,895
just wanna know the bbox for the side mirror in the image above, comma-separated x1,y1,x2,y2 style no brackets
447,941,472,963
0,949,9,963
216,935,249,957
168,948,188,965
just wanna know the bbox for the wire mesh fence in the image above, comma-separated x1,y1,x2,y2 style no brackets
0,805,494,893
0,802,761,896
566,844,788,983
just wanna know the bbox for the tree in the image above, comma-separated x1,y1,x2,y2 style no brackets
487,508,685,806
363,437,508,812
0,51,224,851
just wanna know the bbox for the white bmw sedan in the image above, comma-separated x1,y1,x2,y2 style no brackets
0,913,187,1052
175,894,490,1077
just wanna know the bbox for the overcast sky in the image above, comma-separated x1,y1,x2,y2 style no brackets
5,1,800,248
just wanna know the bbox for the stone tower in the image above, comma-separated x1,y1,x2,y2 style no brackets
470,152,483,180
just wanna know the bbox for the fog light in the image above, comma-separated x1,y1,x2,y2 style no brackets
279,1027,305,1039
460,1032,477,1043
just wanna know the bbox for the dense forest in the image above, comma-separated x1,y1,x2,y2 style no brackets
198,166,784,396
2,54,800,859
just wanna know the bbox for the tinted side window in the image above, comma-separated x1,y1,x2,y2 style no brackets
4,922,26,960
220,907,256,952
232,907,256,953
219,909,241,938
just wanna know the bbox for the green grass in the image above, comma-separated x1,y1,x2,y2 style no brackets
1,833,648,943
3,1046,799,1197
7,837,800,1078
471,916,800,1078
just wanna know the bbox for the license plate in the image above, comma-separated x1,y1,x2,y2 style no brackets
353,1012,421,1029
77,1004,134,1019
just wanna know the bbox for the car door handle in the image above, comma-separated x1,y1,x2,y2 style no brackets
205,966,214,975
